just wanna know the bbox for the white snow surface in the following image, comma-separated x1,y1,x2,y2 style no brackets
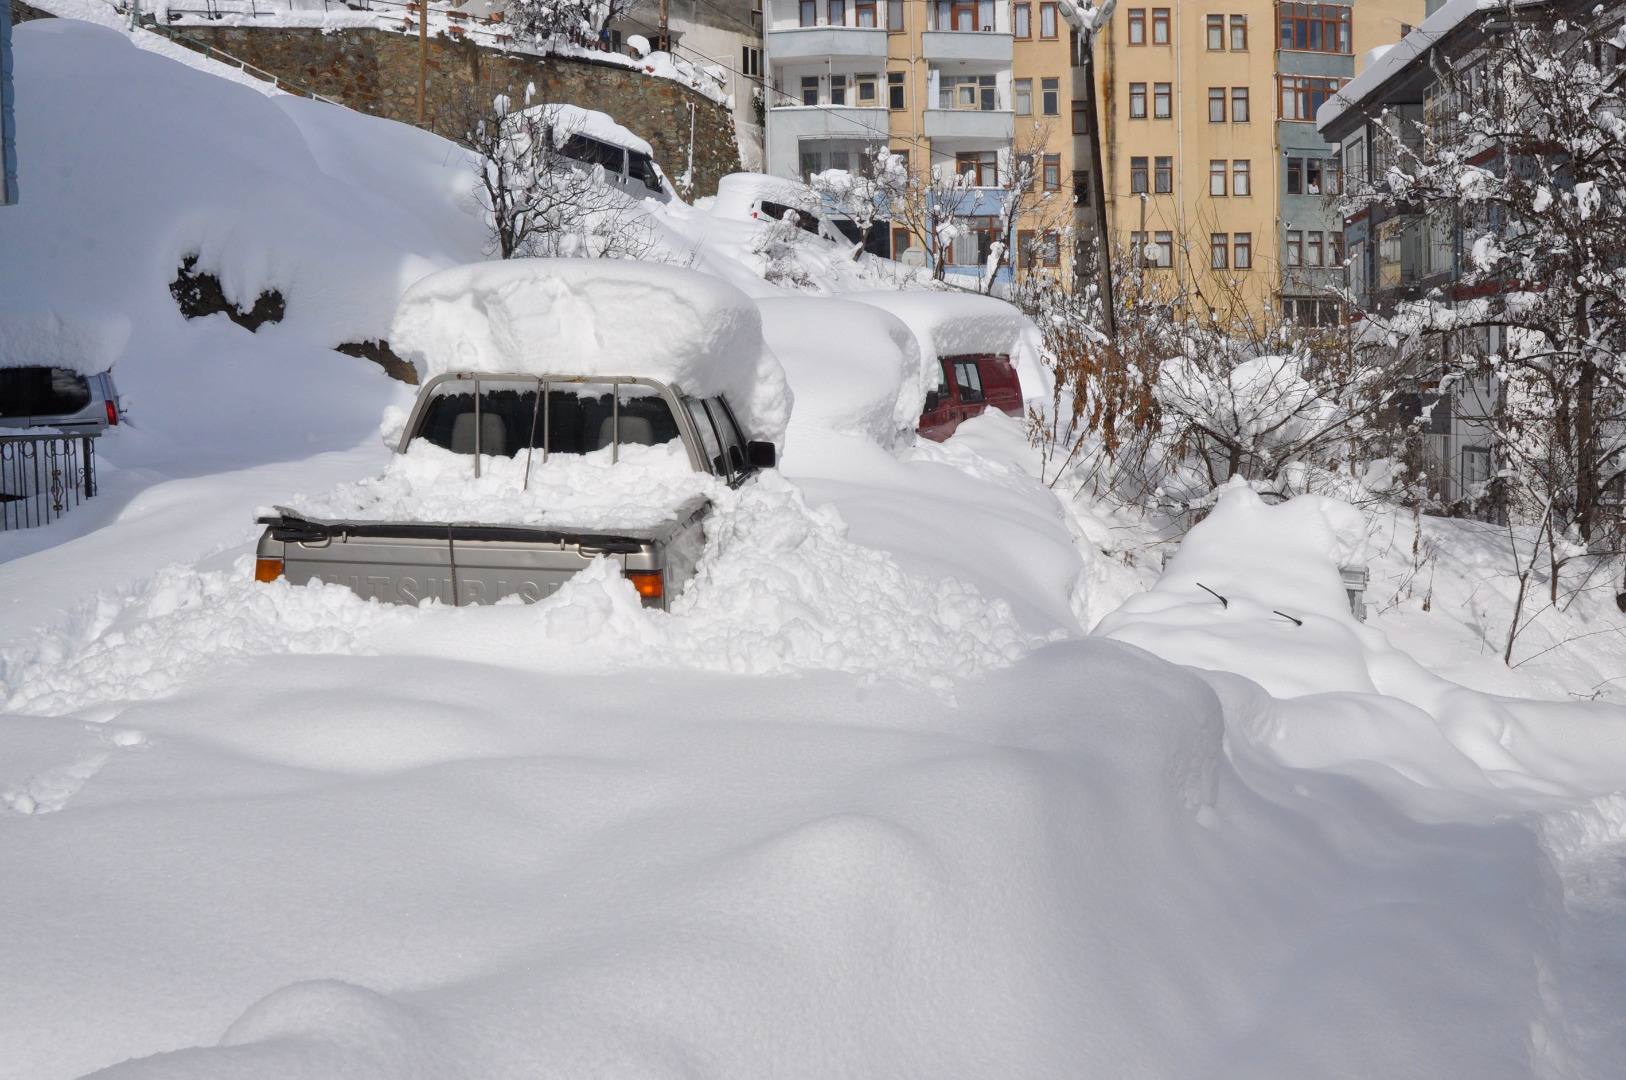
529,102,656,157
280,440,716,530
391,259,792,444
4,21,1626,1080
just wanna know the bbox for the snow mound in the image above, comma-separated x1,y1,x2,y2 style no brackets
391,259,791,444
0,310,131,375
280,439,717,531
757,296,924,451
1097,485,1626,827
1,475,1047,714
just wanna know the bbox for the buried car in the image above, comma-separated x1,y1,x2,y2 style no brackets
253,260,789,611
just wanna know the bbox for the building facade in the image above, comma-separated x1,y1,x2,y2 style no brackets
1090,0,1419,325
761,0,1100,285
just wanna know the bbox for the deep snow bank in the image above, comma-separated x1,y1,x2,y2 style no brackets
0,20,483,458
1098,484,1626,827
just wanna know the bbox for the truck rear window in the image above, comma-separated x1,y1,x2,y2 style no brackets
0,366,92,418
413,381,682,458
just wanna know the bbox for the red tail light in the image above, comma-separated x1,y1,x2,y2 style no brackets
105,400,119,426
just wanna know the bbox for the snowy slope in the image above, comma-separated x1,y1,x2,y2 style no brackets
2,19,1626,1080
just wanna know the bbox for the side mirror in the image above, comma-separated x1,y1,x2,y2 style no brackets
747,440,777,469
924,390,942,412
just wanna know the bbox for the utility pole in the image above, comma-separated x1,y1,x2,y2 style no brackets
658,0,669,51
1062,0,1117,340
417,0,428,127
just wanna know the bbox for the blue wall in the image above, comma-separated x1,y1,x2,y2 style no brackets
1,0,15,205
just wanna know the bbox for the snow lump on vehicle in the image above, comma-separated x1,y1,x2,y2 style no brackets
390,258,791,447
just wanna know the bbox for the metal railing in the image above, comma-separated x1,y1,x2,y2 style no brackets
0,433,98,531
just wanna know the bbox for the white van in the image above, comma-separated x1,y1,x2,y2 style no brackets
532,104,675,204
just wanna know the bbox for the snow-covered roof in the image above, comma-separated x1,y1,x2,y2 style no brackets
0,311,130,375
390,258,791,443
1316,0,1538,131
525,103,655,158
842,291,1028,364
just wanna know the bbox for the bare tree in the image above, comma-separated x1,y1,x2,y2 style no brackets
1342,0,1626,551
441,85,651,261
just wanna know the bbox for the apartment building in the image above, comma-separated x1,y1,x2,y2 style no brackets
1092,0,1419,326
761,0,1096,284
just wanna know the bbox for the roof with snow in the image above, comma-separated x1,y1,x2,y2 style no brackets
1316,0,1545,133
390,258,791,443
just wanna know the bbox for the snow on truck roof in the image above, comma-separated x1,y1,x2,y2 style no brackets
844,291,1027,362
0,310,130,375
527,103,656,158
390,258,791,443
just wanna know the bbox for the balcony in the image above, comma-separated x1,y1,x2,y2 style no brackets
920,29,1013,63
923,108,1014,140
766,25,889,61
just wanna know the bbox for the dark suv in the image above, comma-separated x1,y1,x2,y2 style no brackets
0,366,122,433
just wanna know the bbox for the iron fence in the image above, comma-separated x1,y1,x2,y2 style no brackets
0,433,98,531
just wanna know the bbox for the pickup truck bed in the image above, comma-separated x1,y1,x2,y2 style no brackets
258,493,711,609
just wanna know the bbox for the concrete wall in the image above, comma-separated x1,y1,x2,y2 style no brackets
159,26,742,197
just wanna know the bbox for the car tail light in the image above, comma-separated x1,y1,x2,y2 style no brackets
625,570,664,605
254,558,284,583
106,400,119,426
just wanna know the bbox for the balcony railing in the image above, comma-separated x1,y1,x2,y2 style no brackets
0,432,99,531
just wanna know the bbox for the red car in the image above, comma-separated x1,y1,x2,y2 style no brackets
918,353,1023,441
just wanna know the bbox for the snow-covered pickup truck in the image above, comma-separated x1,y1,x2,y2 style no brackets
252,260,789,611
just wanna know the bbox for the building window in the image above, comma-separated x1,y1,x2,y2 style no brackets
1153,82,1171,118
1286,229,1303,266
941,73,998,110
742,46,761,77
1154,155,1173,193
1305,158,1324,194
888,0,903,29
1208,87,1225,122
829,0,846,25
1014,2,1030,36
957,151,1000,186
1042,77,1061,115
1211,233,1229,268
753,0,763,31
1129,82,1147,119
1072,99,1089,134
1043,153,1061,190
800,0,817,25
1234,232,1252,268
1231,87,1249,122
1331,231,1344,264
1279,1,1352,53
1279,75,1341,120
1230,13,1247,49
801,76,820,105
1207,13,1224,48
1232,158,1250,195
1127,7,1145,42
1015,78,1033,115
1130,156,1148,193
1041,231,1061,267
1307,230,1324,265
1041,2,1059,37
888,71,905,109
830,73,847,105
1286,156,1302,194
1152,231,1173,265
1073,169,1091,206
1151,7,1170,43
856,73,878,104
1209,159,1226,195
856,0,877,26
